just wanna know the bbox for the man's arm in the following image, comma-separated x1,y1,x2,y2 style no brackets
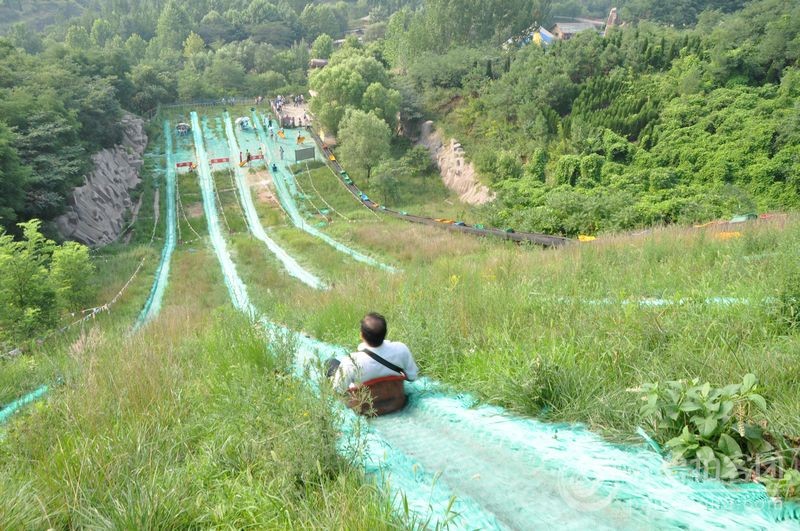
403,346,419,382
331,356,358,392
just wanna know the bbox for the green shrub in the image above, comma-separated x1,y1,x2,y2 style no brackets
759,469,800,499
638,374,770,479
50,241,96,312
0,220,96,344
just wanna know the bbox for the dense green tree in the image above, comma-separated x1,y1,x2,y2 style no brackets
7,22,43,54
65,25,92,51
424,0,800,235
309,52,391,133
0,219,96,342
0,220,57,341
90,18,114,47
50,240,95,312
177,62,208,100
248,70,287,95
127,63,174,112
207,55,247,95
183,31,206,59
197,10,239,43
620,0,747,27
372,161,402,204
311,33,333,59
154,0,191,51
75,77,123,148
246,0,283,24
125,33,148,61
338,109,391,181
300,3,348,41
361,82,401,130
0,121,28,231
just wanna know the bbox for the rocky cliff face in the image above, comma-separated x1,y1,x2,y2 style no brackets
56,114,147,247
418,120,495,206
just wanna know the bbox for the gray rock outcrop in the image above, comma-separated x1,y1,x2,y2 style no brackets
418,120,495,206
56,114,147,247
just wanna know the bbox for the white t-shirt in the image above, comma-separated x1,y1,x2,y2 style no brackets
332,340,419,392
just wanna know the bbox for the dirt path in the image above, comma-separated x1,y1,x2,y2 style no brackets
246,168,280,206
277,101,312,127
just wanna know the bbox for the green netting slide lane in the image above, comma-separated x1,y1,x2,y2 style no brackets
249,112,398,273
0,386,49,426
134,120,178,330
190,111,253,315
545,295,756,307
214,112,325,290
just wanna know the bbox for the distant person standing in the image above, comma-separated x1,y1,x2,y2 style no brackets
279,146,284,160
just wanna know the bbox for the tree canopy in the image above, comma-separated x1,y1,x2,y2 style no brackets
337,109,392,181
0,219,95,344
392,0,800,236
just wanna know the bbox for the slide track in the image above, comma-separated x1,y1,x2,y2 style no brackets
134,120,178,329
205,112,324,290
248,112,397,273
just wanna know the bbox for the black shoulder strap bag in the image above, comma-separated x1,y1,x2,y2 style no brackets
360,348,406,378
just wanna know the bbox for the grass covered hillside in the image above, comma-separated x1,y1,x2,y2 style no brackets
1,265,399,528
2,100,800,525
240,169,800,440
3,0,800,525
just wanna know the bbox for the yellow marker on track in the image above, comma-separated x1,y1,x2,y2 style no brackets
716,231,742,240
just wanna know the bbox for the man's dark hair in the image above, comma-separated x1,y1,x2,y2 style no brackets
360,312,387,347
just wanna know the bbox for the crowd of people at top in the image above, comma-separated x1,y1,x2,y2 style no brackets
274,94,305,112
217,94,308,110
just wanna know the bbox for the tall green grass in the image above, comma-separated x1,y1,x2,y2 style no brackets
231,216,800,440
0,310,402,528
1,244,161,407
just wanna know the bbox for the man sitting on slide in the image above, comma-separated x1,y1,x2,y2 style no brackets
327,312,419,415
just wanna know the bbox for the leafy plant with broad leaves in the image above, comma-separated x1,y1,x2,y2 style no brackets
638,374,771,480
759,469,800,499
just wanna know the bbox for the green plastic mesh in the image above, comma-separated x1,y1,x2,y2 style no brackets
134,120,177,329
